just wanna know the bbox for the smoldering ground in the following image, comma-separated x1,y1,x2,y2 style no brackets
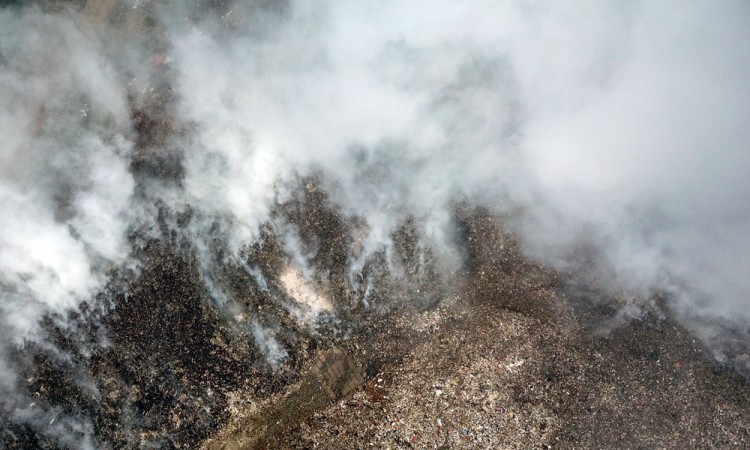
1,0,750,448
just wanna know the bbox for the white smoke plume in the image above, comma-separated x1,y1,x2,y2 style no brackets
1,0,750,444
163,0,750,327
0,7,134,353
0,7,135,446
251,319,289,370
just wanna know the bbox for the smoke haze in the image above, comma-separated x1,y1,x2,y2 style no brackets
1,0,750,445
168,0,750,327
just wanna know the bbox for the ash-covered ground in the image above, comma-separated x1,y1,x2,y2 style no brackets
2,1,750,449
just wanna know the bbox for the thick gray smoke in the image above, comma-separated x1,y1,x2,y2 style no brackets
1,0,750,443
0,8,134,363
165,0,750,330
0,8,135,445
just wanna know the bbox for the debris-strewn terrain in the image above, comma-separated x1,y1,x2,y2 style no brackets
1,2,749,450
5,195,749,449
209,210,750,449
